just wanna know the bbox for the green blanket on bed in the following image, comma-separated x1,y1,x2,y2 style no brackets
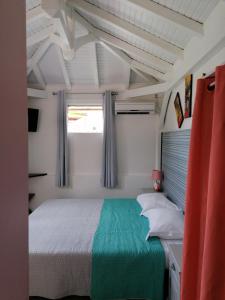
91,198,165,300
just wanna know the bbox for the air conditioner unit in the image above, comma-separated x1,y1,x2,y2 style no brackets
115,101,155,115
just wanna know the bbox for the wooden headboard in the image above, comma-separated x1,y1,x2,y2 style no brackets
161,130,191,211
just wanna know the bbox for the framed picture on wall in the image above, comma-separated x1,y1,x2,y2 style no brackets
185,74,193,118
174,92,184,128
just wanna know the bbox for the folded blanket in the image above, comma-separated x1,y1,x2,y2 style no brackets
91,198,165,300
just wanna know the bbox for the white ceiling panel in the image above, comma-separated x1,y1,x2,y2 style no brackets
96,43,130,85
153,0,220,22
65,43,99,85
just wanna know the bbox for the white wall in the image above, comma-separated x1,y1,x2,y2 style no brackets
29,93,159,209
162,46,225,132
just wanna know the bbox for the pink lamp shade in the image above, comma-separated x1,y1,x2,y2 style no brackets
151,169,162,181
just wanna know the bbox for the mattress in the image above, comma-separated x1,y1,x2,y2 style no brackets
29,198,176,299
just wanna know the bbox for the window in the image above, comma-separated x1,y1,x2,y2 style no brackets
67,106,103,133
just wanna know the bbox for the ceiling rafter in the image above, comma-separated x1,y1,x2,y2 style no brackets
71,9,171,74
93,42,100,87
67,0,183,58
127,0,203,36
100,42,164,82
27,39,52,76
55,46,72,89
33,65,46,89
26,5,50,24
27,25,55,47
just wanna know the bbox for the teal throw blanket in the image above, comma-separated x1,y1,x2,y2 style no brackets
91,199,165,300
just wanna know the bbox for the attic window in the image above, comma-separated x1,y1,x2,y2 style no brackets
67,106,103,133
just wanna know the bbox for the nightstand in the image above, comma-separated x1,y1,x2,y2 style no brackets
168,243,183,300
140,188,155,193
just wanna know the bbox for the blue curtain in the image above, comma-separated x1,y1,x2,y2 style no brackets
56,90,69,187
101,91,118,188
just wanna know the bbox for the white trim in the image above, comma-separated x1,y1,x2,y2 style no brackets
68,0,183,58
127,0,203,36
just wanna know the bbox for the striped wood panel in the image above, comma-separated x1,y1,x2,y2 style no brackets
161,130,191,211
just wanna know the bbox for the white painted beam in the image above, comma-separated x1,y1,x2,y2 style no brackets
68,0,182,58
55,46,72,89
27,39,52,76
101,42,164,81
27,25,55,47
75,33,96,51
26,5,49,24
72,9,171,73
94,29,171,73
93,42,100,87
117,82,169,99
130,60,165,81
33,65,46,89
128,0,203,36
118,1,225,99
27,88,48,98
131,68,151,82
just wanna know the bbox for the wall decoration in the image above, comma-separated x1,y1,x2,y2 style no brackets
185,74,193,118
174,92,184,128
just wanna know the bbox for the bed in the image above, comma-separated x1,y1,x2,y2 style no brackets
29,130,190,299
29,198,175,300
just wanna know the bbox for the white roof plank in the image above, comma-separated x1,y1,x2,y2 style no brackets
68,0,183,57
127,0,203,36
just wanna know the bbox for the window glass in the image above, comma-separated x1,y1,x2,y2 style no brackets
67,106,103,133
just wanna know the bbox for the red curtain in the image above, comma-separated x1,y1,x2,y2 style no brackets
181,64,225,300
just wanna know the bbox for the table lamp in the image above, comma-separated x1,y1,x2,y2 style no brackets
152,169,162,191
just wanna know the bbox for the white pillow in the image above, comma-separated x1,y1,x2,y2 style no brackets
137,193,178,215
143,208,184,240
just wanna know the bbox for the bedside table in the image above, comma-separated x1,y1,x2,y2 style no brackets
140,188,155,193
168,243,183,300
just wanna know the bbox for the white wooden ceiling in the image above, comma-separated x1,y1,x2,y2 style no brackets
26,0,220,91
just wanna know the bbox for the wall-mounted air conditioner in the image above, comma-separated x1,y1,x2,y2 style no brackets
115,101,155,115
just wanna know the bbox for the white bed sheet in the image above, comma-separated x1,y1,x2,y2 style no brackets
29,198,180,299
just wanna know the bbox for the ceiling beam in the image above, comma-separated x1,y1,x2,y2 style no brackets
117,82,169,99
101,42,164,81
75,33,96,51
94,28,171,73
72,9,171,73
68,0,183,58
26,5,49,24
27,39,52,76
27,25,55,47
33,65,46,89
93,42,100,87
127,0,203,36
55,46,72,89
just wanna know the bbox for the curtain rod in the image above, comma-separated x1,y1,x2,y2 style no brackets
52,91,118,96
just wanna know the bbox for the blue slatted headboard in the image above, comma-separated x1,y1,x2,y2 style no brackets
161,130,191,211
